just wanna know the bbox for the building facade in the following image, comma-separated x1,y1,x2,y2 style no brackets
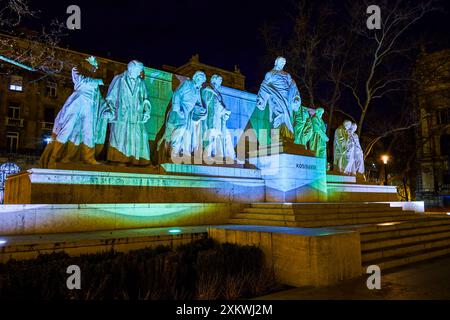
415,49,450,208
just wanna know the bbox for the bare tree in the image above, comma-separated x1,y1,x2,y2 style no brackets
0,0,66,75
343,0,437,136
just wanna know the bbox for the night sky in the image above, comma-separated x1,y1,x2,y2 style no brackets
25,0,450,91
28,0,293,91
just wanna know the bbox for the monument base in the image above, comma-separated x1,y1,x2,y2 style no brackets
249,143,327,202
4,166,265,204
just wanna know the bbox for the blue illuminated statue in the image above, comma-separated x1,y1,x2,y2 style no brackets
40,56,105,168
105,60,152,166
256,57,301,143
158,71,207,161
202,74,236,161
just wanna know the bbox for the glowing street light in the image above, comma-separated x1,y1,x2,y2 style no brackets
381,154,390,185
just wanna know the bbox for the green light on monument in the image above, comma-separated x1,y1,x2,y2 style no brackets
168,229,182,234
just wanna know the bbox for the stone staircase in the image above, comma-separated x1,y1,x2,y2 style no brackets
228,202,450,271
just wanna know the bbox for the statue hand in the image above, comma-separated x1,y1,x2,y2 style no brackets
142,113,151,123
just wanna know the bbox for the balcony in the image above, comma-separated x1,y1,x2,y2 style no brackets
4,117,24,127
41,121,54,130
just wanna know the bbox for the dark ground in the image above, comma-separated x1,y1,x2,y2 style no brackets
257,255,450,300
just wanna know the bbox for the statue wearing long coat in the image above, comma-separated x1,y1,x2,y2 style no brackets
105,71,151,165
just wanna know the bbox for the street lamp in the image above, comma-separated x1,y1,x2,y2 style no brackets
381,154,389,186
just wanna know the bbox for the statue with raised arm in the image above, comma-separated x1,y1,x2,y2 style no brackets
309,108,329,158
256,57,301,143
333,120,352,173
105,60,152,166
202,74,236,161
158,71,207,160
39,56,106,168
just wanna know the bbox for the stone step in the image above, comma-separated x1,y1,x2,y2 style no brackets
229,214,421,228
361,221,450,242
242,206,403,215
362,230,450,251
295,214,421,228
234,211,418,222
355,217,450,234
362,245,450,272
250,202,391,209
362,236,450,262
228,218,297,227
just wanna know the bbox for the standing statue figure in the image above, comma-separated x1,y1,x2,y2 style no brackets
202,74,236,161
105,60,152,166
346,123,365,176
158,71,207,160
309,108,329,158
256,57,301,143
293,105,311,145
40,56,105,168
333,120,352,173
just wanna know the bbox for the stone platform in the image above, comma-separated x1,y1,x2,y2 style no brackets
4,166,265,204
209,225,362,287
0,226,207,263
0,203,242,235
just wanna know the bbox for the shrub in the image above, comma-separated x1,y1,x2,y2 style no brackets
0,238,277,300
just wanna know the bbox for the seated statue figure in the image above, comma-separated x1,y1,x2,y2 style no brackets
104,60,152,166
333,120,352,173
256,57,301,143
202,74,236,162
39,56,105,168
158,71,207,162
309,108,329,158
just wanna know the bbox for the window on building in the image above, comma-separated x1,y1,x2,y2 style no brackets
9,75,23,92
6,132,19,153
437,108,450,125
44,107,55,123
7,102,20,119
46,81,57,97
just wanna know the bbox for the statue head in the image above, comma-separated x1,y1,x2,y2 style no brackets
210,74,223,89
343,120,352,130
350,123,357,133
127,60,144,79
274,56,286,71
192,71,207,89
316,108,324,118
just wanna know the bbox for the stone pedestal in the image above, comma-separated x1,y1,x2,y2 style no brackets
209,225,362,287
249,142,327,202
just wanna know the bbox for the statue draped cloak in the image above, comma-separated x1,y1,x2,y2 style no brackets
158,79,204,158
39,67,104,167
310,116,328,158
104,72,151,165
202,85,235,159
333,125,351,173
257,70,301,141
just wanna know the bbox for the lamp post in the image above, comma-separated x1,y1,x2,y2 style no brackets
381,155,389,186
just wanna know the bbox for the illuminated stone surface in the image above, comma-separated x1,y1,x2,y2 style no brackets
209,225,361,287
0,203,240,235
249,143,327,202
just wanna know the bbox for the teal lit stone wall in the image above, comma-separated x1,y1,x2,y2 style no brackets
142,66,270,146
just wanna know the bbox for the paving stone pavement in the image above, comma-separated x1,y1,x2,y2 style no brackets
257,255,450,300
